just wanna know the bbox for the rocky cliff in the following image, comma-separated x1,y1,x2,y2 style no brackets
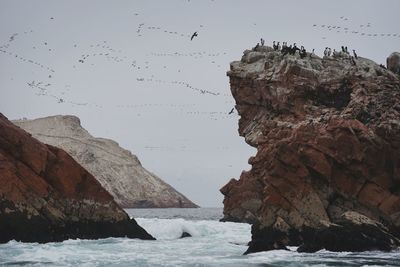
221,46,400,253
14,115,197,208
0,113,154,243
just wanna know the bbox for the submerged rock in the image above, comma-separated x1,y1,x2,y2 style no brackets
13,115,197,208
180,231,192,238
221,47,400,253
0,113,154,243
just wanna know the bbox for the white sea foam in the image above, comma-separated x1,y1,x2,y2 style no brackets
1,210,399,267
135,217,249,242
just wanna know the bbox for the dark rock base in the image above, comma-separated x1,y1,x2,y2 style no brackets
0,211,154,243
180,232,192,238
245,213,400,254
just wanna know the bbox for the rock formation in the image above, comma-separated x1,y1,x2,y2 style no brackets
221,46,400,253
0,113,154,243
387,52,400,75
13,115,197,208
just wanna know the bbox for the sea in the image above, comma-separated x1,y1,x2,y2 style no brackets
1,208,399,267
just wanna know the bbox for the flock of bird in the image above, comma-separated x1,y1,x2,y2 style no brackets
0,48,55,77
148,51,226,58
136,77,220,96
0,25,224,109
136,23,203,39
4,20,220,109
0,30,55,79
2,12,397,126
313,17,400,39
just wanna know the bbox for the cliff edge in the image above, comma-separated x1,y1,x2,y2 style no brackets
14,115,197,208
221,46,400,253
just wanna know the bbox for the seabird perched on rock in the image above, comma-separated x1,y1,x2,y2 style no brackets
190,31,198,41
289,43,299,55
260,38,265,46
253,43,260,51
353,50,358,59
299,46,307,58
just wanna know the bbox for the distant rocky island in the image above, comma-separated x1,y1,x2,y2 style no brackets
14,115,197,208
0,113,154,243
221,46,400,253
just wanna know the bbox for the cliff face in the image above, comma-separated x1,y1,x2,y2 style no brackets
221,46,400,253
0,113,154,243
14,115,197,208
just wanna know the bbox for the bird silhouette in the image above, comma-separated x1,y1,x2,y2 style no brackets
228,108,234,114
190,31,198,41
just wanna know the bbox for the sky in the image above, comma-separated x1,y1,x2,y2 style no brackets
1,0,399,207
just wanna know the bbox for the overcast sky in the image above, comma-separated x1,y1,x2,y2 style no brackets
1,0,399,207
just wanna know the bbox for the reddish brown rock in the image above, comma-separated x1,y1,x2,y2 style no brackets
221,47,400,253
0,113,154,243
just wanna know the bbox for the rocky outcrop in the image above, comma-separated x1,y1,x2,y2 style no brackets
0,113,154,243
13,115,197,208
180,232,192,238
221,46,400,253
387,52,400,75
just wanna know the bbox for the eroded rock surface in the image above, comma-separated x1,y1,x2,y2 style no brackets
221,47,400,253
0,113,154,243
14,115,197,208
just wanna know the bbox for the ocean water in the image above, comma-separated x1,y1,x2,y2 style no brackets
1,208,399,267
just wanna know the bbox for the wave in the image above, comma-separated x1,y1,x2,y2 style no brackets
2,218,399,267
136,217,250,242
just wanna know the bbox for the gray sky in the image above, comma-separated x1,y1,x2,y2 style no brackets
1,0,399,207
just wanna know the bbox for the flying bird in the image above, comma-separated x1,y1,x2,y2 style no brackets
228,108,234,114
190,31,198,41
